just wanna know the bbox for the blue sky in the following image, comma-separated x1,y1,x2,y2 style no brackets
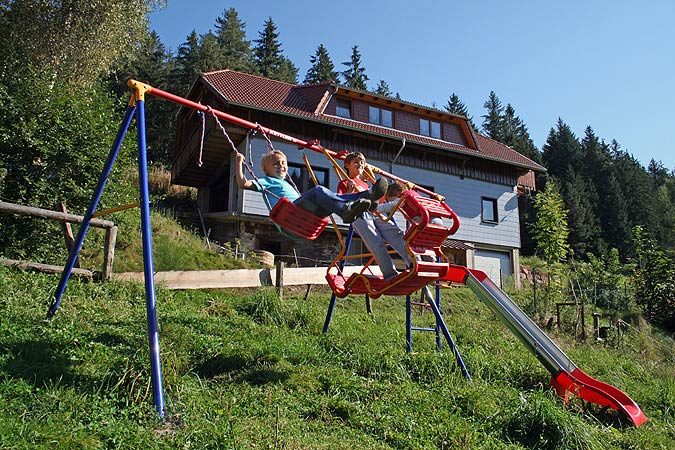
149,0,675,170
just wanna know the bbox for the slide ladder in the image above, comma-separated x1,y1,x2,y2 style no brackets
441,265,647,427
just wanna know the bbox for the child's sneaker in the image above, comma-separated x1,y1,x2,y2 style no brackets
368,178,387,201
341,198,372,223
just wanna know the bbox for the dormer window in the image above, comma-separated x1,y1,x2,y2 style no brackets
336,98,351,118
369,106,393,127
420,118,441,139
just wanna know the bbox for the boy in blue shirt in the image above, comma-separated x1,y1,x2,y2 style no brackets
235,151,386,223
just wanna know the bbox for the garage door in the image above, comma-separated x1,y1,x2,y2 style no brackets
474,250,512,286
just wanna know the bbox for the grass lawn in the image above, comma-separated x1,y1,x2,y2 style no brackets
1,267,673,449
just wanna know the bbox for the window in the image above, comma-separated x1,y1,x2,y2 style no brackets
369,106,393,127
417,184,435,194
420,118,441,139
336,99,351,118
481,197,498,223
288,162,329,192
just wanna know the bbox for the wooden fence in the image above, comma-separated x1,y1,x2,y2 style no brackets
0,201,117,279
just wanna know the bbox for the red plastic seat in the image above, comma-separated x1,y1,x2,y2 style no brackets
269,196,328,240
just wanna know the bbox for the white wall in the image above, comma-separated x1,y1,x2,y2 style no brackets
233,137,521,250
384,161,521,248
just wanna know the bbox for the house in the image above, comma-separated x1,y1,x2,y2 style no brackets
171,70,545,288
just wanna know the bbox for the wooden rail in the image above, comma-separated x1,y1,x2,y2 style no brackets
0,201,117,279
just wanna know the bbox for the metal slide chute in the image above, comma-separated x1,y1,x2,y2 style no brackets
442,265,647,427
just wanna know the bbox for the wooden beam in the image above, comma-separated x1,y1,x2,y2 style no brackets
102,226,117,280
0,201,114,228
112,266,375,290
59,202,79,268
0,258,93,279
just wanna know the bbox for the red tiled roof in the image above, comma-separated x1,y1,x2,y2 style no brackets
442,239,475,251
200,70,545,172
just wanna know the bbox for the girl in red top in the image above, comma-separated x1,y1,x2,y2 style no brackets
337,152,412,280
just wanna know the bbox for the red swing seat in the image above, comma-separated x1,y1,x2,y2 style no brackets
325,191,459,298
269,197,329,240
326,258,450,299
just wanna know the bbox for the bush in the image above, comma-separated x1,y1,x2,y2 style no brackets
0,71,137,264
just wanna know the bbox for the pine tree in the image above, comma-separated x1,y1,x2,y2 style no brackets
195,32,226,72
253,17,298,83
561,171,602,256
481,91,504,140
373,80,392,97
107,31,175,164
581,127,630,256
275,57,299,84
171,30,200,96
502,104,542,164
612,145,665,248
648,159,668,187
214,7,255,73
172,30,227,94
444,93,475,129
341,45,369,90
542,119,583,179
303,44,339,84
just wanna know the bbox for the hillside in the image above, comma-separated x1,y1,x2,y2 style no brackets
1,265,673,449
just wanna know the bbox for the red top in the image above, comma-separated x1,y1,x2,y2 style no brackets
337,177,369,195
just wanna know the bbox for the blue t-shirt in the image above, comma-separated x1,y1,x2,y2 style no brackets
252,176,300,208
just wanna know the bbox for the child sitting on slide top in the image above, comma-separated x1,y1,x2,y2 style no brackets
377,182,444,226
235,151,387,223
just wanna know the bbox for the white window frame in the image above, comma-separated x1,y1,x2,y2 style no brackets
420,118,441,138
369,105,393,127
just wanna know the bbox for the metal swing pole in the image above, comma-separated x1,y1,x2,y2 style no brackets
47,104,136,318
133,81,165,417
435,271,443,351
48,80,166,417
421,286,471,380
323,226,356,333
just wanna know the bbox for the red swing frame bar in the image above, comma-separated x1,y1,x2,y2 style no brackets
128,80,442,200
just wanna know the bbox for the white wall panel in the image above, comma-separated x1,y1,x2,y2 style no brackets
234,140,521,249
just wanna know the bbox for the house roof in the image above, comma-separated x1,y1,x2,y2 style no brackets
198,70,545,173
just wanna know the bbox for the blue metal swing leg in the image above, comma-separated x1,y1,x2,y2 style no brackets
420,286,471,380
136,99,165,416
46,100,166,417
405,285,441,352
47,105,136,318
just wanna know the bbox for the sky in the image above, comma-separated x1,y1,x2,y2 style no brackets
149,0,675,170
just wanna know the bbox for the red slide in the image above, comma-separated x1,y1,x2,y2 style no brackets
443,264,647,427
551,368,647,427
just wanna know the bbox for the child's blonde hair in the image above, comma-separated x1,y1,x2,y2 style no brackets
261,150,287,175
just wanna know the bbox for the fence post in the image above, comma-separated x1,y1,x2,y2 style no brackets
532,267,537,311
275,260,284,300
103,225,117,280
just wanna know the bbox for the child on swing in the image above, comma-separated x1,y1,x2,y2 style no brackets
337,152,412,280
235,151,387,223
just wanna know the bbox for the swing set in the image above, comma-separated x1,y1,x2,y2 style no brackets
45,79,464,416
44,79,648,427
